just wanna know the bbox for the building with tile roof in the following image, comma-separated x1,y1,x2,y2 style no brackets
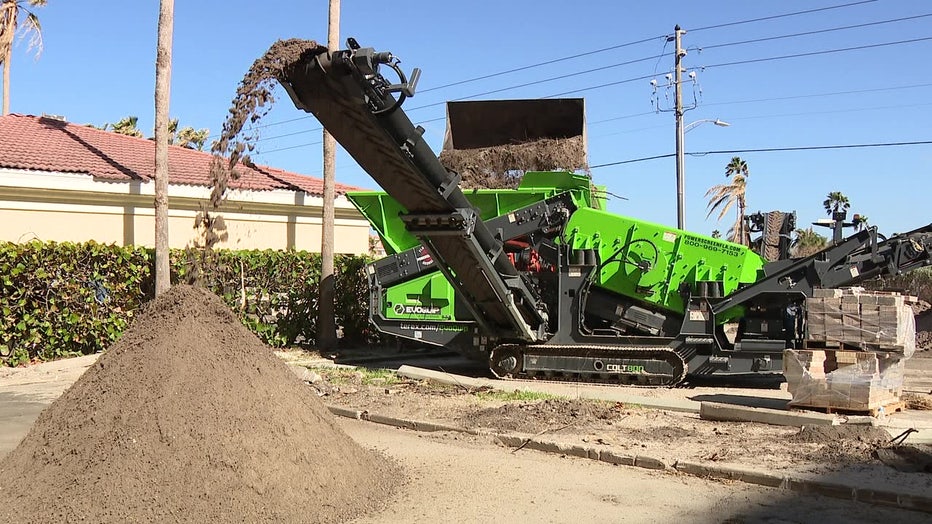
0,114,371,253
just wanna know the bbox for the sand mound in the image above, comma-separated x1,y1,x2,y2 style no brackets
0,285,398,523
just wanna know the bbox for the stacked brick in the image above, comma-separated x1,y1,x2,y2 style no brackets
783,349,904,412
783,288,916,413
806,288,917,358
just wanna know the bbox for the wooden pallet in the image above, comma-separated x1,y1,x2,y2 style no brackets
801,339,863,351
790,399,906,417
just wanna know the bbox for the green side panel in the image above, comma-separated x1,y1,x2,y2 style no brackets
344,191,412,254
564,208,765,321
381,272,459,321
346,171,595,255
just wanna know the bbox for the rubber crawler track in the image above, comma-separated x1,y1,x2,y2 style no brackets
489,344,688,387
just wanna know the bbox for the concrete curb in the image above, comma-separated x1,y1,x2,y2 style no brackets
700,401,838,427
326,405,932,515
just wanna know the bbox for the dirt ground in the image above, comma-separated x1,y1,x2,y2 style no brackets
3,350,932,522
288,350,932,498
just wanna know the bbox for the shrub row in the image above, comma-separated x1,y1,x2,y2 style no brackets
0,241,380,366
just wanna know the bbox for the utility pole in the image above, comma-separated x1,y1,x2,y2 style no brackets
673,24,687,230
318,0,339,351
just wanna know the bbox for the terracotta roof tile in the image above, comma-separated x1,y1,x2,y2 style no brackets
0,114,363,196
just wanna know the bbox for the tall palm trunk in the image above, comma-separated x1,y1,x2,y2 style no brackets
317,0,339,350
154,0,173,295
2,55,9,115
1,1,15,116
1,0,47,116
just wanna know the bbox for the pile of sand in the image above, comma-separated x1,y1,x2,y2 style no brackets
0,285,398,523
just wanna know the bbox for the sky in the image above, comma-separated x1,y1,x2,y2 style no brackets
6,0,931,238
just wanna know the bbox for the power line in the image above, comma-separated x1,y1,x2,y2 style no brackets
595,101,932,138
690,0,877,32
423,1,880,92
407,54,667,111
690,140,932,156
261,140,323,154
257,77,932,154
715,101,932,122
589,111,656,125
419,36,664,93
543,73,657,98
214,50,670,137
702,82,932,107
590,140,932,169
585,82,932,129
233,2,881,134
700,13,932,51
237,70,932,145
703,36,932,70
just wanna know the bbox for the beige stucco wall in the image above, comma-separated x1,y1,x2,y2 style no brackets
0,168,370,254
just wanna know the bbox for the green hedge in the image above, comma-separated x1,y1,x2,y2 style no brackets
0,241,381,366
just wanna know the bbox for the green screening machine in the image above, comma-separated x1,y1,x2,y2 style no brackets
279,38,932,385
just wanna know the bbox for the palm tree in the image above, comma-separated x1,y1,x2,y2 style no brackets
110,116,143,137
176,126,209,150
822,191,850,216
153,0,173,296
706,156,750,245
792,227,828,258
852,214,869,231
0,0,46,115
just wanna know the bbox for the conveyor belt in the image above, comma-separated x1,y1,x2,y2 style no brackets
281,52,451,214
280,44,545,339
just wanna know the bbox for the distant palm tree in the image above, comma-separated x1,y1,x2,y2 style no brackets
110,116,143,137
823,191,850,216
176,126,209,150
706,156,750,245
852,214,869,231
0,0,47,115
793,227,828,258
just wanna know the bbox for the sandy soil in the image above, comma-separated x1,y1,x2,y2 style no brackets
3,350,931,523
299,357,932,498
344,417,928,524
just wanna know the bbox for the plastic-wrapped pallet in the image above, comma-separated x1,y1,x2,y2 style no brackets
783,349,904,412
807,288,917,358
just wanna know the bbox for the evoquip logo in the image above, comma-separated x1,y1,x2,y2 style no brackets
393,303,442,315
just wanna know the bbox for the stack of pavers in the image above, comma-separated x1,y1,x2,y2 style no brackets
806,288,916,350
783,288,916,414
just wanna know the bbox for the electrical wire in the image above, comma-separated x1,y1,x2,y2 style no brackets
419,36,664,93
406,55,667,112
702,82,932,107
249,78,932,146
699,13,932,51
542,36,931,99
690,0,877,32
703,36,932,70
590,140,932,169
219,1,889,136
